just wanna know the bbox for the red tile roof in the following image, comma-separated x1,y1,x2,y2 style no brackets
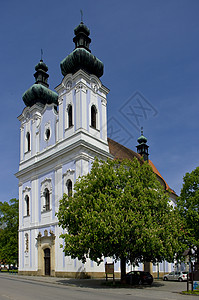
108,138,177,196
148,160,176,195
108,138,142,162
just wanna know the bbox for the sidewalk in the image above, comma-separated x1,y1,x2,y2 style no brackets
0,272,105,288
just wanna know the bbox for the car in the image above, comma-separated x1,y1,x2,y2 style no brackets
163,271,188,282
9,266,18,270
125,271,153,285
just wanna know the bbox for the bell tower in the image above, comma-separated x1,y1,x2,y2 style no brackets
55,20,110,159
136,127,149,162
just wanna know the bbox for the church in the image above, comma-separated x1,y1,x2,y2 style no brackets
16,21,177,277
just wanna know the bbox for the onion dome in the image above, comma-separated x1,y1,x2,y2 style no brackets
22,59,58,107
60,21,104,78
137,129,147,144
136,128,149,162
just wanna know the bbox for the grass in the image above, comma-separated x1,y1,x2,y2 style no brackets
0,269,18,273
181,290,199,295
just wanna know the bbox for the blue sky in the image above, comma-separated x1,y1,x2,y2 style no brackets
0,0,199,201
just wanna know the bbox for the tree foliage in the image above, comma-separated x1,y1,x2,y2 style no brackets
57,158,186,277
177,166,199,259
0,199,19,265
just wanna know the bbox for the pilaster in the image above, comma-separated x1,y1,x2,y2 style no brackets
58,97,64,140
20,126,24,161
54,165,62,214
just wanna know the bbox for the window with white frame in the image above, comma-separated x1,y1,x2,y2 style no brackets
65,104,73,130
66,179,72,197
68,104,73,128
25,195,30,216
26,131,31,152
23,186,31,217
41,178,52,212
44,123,51,141
91,105,97,129
63,169,75,196
44,188,50,211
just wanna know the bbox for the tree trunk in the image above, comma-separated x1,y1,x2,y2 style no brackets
120,256,126,283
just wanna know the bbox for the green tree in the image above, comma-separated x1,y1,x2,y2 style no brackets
57,158,186,280
177,166,199,261
0,198,19,266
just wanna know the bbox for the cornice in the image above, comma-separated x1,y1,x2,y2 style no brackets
55,69,109,96
19,221,59,232
15,134,113,178
18,104,44,122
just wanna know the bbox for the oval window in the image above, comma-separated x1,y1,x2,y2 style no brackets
45,128,50,140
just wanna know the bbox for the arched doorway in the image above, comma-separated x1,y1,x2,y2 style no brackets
44,248,51,276
36,230,55,276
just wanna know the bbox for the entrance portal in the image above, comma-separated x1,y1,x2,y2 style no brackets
44,248,50,276
36,230,55,276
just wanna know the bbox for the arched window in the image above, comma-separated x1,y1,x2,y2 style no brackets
44,188,50,211
67,180,72,197
68,105,73,128
26,132,30,152
25,195,30,216
91,105,97,129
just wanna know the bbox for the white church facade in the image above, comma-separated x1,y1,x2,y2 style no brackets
16,21,177,277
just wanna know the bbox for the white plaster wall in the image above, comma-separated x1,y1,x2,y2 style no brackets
17,69,112,275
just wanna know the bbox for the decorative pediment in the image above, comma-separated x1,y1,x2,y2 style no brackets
41,178,51,186
22,186,31,194
41,178,52,195
63,76,73,90
36,230,56,246
65,80,72,91
91,79,99,93
63,169,75,178
74,83,87,94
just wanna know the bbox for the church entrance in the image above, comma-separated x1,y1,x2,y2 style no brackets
36,230,55,276
44,248,51,276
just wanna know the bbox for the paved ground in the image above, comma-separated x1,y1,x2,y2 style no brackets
0,272,195,300
0,272,187,290
0,272,189,290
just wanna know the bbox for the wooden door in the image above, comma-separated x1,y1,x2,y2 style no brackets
44,248,50,276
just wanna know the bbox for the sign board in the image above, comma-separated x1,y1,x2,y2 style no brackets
105,262,114,281
105,262,114,274
193,281,199,291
